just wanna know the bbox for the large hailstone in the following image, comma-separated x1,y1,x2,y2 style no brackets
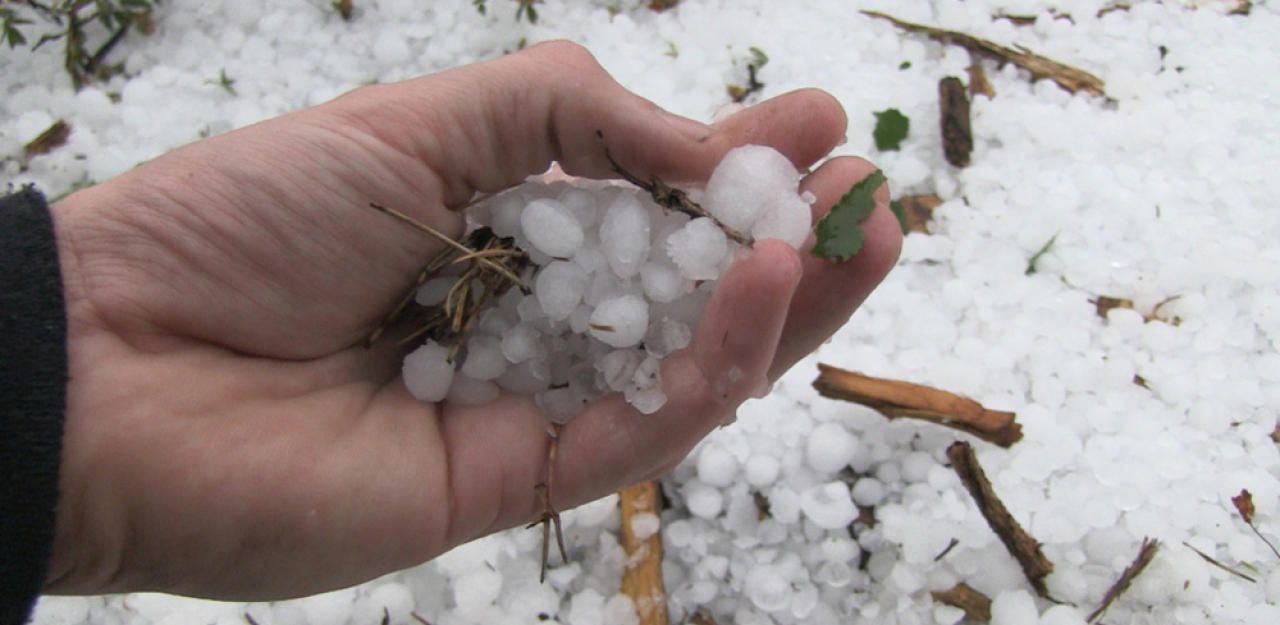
402,341,455,402
599,192,651,279
704,144,802,233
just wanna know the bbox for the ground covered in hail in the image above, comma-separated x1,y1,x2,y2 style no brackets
5,1,1280,624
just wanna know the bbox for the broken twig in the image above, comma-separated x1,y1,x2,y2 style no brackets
939,76,973,167
863,10,1106,97
948,441,1055,598
931,582,992,623
1087,538,1159,624
620,482,668,625
814,364,1022,447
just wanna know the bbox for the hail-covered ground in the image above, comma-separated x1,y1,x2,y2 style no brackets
6,1,1280,624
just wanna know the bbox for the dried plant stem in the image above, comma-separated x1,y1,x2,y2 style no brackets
368,202,527,287
531,425,568,582
1087,538,1160,624
863,10,1106,97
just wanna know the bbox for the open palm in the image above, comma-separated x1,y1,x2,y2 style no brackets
46,42,900,600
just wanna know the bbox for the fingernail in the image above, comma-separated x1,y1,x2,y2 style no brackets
662,110,712,142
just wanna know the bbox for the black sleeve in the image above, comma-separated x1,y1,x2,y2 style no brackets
0,186,68,625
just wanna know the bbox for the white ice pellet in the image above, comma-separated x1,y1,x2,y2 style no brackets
500,323,543,363
744,564,793,612
415,276,456,306
599,192,651,278
799,482,857,529
686,483,724,519
536,386,587,424
444,374,498,405
590,294,649,348
521,198,584,258
461,336,507,380
535,260,589,320
745,455,781,487
625,385,667,414
751,194,812,249
496,359,549,394
640,261,690,303
402,341,454,402
629,512,661,541
705,144,801,232
597,349,642,391
696,444,740,487
453,567,503,620
806,422,857,474
666,217,729,280
559,187,600,229
1039,605,1087,625
989,590,1038,625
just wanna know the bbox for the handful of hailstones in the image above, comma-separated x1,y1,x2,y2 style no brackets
401,145,815,424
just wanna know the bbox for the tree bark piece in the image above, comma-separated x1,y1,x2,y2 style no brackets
967,63,996,98
939,77,973,167
931,582,992,623
620,482,668,625
897,193,942,234
862,10,1106,97
814,364,1022,447
947,442,1054,598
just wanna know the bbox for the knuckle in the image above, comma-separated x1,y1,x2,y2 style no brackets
522,40,604,77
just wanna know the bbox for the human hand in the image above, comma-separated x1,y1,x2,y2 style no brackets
46,41,900,600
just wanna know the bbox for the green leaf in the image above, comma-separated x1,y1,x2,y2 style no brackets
872,108,909,151
889,199,908,234
811,170,886,262
1025,232,1058,275
748,46,769,68
898,60,911,70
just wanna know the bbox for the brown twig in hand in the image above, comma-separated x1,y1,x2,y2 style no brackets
368,202,527,287
530,424,568,582
1087,538,1159,624
814,364,1022,447
597,131,753,246
947,441,1055,598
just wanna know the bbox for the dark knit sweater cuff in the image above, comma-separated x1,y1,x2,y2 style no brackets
0,186,68,625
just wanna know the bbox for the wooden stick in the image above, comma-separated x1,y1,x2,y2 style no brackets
814,363,1022,447
620,482,668,625
948,442,1055,598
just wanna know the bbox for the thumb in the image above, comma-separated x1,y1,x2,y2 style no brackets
320,40,847,204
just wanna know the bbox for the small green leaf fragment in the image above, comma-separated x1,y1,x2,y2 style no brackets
873,108,910,151
1025,232,1059,275
749,46,769,68
811,170,887,262
890,199,908,235
898,60,911,70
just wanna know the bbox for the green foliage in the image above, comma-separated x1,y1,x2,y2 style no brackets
748,46,768,68
205,67,235,95
2,1,160,89
811,170,887,262
1025,233,1059,275
889,199,909,234
515,0,537,24
898,60,911,70
473,0,537,24
1,9,32,49
872,108,910,151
